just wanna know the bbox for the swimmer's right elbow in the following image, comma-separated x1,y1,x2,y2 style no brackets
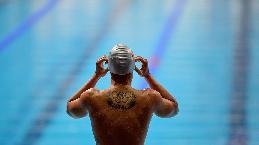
168,101,179,117
155,99,179,118
169,102,179,117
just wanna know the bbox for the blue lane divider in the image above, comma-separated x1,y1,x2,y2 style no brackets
228,0,250,144
138,0,187,89
0,0,58,51
0,0,58,144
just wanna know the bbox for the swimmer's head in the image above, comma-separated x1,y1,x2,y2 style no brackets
108,44,135,75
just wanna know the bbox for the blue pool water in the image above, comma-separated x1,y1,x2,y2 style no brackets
0,0,258,145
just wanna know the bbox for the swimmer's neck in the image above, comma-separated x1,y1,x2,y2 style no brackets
110,79,132,88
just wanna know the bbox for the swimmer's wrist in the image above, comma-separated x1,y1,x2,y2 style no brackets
93,72,102,79
144,73,151,78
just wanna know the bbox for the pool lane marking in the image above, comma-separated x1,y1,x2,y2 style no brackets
227,0,250,145
0,0,58,51
138,0,187,89
18,1,133,145
0,0,58,144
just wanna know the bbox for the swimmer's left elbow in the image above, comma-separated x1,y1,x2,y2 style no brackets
66,100,88,119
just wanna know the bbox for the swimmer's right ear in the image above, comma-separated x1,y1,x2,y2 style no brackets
134,66,143,76
134,56,150,77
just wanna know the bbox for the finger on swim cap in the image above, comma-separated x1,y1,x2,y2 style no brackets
108,44,135,75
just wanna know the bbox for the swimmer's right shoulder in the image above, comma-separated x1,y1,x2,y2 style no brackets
142,88,162,104
142,88,160,96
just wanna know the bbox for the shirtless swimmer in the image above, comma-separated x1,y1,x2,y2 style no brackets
67,44,179,145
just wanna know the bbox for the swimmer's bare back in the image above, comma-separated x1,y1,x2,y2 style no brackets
67,56,179,145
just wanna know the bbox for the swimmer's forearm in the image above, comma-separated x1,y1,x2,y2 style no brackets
145,74,179,116
69,73,100,102
144,74,177,103
67,73,99,118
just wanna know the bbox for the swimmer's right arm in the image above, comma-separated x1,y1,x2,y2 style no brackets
67,56,109,119
145,74,179,118
134,56,179,118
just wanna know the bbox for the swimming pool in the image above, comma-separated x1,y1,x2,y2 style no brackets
0,0,258,145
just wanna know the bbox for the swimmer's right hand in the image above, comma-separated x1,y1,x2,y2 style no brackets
134,56,150,77
95,55,109,77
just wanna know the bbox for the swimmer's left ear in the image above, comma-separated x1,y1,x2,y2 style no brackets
104,62,109,70
103,55,108,70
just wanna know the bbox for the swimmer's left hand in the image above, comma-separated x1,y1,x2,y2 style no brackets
95,55,109,77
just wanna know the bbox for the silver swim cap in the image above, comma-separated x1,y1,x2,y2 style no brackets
108,44,135,75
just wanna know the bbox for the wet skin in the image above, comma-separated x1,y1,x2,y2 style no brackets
82,87,156,145
67,56,179,145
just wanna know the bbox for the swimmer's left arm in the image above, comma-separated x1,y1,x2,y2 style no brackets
67,56,108,119
67,98,87,119
67,89,96,119
67,56,108,102
66,74,101,119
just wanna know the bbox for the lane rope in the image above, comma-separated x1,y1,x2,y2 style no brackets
0,0,58,51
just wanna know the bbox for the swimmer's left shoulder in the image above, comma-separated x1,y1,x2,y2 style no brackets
81,88,100,97
80,88,100,105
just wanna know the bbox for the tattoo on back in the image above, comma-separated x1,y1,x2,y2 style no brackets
107,90,136,109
